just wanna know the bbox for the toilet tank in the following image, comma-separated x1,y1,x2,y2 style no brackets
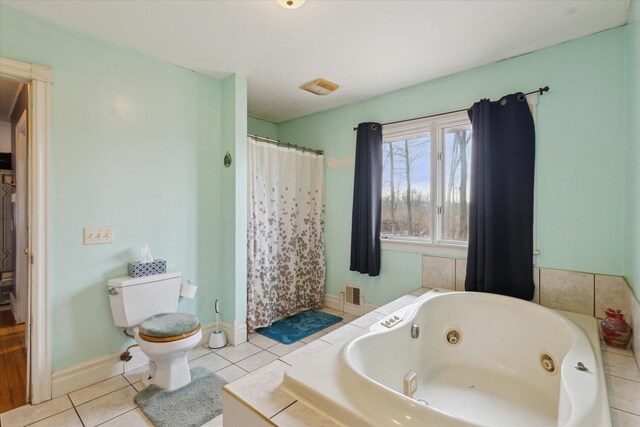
108,272,181,328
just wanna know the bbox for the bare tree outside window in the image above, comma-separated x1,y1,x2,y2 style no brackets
443,125,472,241
381,135,430,238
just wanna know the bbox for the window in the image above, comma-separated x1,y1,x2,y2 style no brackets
381,111,472,252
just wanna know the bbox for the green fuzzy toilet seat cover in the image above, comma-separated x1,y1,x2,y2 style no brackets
139,313,200,337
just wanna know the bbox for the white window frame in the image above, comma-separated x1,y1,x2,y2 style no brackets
381,93,538,259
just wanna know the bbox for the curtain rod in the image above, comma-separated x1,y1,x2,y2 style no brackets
352,86,549,131
248,133,324,155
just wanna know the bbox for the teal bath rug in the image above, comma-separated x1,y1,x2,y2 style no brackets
256,309,343,345
134,367,227,427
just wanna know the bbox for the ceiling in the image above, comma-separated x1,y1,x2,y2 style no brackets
1,0,631,123
0,76,22,121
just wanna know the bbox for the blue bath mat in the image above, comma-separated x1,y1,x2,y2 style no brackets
256,310,342,344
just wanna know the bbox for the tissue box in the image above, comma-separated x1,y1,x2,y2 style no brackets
128,259,167,277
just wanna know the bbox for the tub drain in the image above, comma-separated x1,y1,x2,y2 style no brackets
540,352,556,373
445,328,462,345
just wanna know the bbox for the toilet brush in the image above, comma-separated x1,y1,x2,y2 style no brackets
208,299,227,349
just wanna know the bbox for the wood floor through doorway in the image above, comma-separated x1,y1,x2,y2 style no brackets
0,310,26,412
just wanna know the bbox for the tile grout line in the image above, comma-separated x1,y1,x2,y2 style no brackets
72,384,136,409
72,404,86,427
605,372,640,384
609,406,640,417
94,407,142,426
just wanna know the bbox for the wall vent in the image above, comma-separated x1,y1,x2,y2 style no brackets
345,285,361,306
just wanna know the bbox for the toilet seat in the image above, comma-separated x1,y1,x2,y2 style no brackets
137,312,201,343
138,324,201,342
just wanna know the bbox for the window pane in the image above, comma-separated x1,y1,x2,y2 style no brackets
442,125,472,242
381,134,431,239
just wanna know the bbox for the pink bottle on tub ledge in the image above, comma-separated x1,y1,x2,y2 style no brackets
600,308,632,348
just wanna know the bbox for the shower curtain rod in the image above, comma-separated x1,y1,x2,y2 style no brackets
352,86,549,131
248,133,324,155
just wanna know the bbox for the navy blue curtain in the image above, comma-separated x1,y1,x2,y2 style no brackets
465,93,535,300
350,122,382,276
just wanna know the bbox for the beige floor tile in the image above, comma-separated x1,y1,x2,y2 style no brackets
610,408,640,427
300,330,327,343
215,364,248,383
225,360,295,419
339,312,359,323
271,401,340,427
280,339,331,367
76,386,138,427
99,408,154,427
350,310,386,329
201,414,223,427
602,351,640,382
606,375,640,415
248,333,279,349
320,324,362,345
188,352,232,372
0,395,73,427
602,339,636,357
322,322,346,333
123,365,151,385
215,342,262,363
188,345,213,361
236,350,279,372
132,381,146,392
318,307,343,316
69,375,130,406
268,341,305,357
28,408,83,427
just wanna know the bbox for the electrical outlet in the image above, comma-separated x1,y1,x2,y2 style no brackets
83,226,113,245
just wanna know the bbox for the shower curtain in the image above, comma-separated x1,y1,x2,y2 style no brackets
247,137,326,331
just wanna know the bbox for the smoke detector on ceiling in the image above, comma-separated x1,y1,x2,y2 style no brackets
299,78,340,96
276,0,306,9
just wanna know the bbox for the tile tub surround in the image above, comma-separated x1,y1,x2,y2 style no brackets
421,256,635,321
226,289,640,426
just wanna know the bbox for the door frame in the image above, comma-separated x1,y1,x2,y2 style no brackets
0,56,52,404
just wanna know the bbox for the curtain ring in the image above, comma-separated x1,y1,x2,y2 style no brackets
371,124,378,130
517,93,526,102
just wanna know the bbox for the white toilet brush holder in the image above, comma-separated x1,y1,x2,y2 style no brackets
208,300,227,349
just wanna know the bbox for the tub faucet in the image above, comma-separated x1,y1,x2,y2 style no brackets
411,323,420,339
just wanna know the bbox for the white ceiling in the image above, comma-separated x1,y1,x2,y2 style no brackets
1,0,631,123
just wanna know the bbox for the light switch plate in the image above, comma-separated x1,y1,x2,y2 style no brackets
83,226,113,245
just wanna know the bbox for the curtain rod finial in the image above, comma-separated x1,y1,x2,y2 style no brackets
539,86,550,95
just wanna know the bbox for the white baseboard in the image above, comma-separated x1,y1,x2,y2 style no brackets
223,320,247,346
51,320,247,397
52,352,124,398
323,294,342,311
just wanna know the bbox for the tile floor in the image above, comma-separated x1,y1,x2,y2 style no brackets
0,307,353,427
1,297,640,426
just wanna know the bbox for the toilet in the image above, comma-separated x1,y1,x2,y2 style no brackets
107,272,202,391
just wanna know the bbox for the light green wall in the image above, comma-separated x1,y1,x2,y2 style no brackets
0,5,229,370
278,28,627,306
221,75,248,325
625,0,640,297
248,116,278,140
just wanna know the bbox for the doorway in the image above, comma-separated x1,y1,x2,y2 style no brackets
0,56,52,406
0,75,29,411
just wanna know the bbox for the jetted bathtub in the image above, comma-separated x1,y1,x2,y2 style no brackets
282,291,611,426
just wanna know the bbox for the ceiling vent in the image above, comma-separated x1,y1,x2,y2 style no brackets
300,78,340,96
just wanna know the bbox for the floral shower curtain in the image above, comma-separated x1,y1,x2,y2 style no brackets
247,137,325,331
